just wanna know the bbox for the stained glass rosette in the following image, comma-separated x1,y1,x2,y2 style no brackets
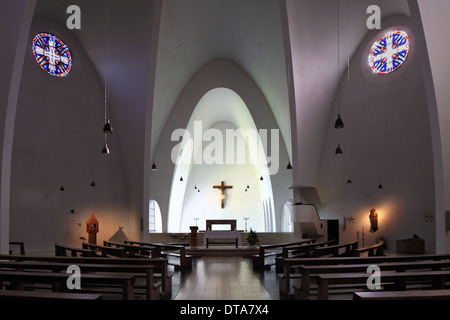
32,33,72,77
368,30,410,75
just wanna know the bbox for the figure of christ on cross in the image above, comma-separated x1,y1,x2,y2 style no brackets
213,181,233,209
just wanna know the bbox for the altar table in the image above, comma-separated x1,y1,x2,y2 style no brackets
203,231,241,248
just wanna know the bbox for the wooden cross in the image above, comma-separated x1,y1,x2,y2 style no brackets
213,181,233,209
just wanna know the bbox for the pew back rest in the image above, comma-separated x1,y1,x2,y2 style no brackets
55,243,96,257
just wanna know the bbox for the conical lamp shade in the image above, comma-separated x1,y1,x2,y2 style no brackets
151,162,157,170
335,144,343,155
102,144,110,154
103,119,113,134
334,114,345,129
287,161,292,170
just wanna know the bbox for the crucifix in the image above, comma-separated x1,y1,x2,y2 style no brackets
213,181,233,209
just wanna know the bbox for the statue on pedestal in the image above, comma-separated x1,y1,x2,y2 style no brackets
86,211,99,244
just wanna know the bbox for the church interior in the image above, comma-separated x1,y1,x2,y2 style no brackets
1,0,450,304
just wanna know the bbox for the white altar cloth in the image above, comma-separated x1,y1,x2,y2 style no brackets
203,231,241,247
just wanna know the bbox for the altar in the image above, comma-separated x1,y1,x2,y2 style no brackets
202,219,241,248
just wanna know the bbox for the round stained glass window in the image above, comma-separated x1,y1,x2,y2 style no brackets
32,33,72,77
368,30,410,75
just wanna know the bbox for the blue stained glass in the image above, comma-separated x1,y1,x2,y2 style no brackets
368,30,410,75
32,33,72,77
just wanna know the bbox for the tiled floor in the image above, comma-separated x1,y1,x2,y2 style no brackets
173,257,276,300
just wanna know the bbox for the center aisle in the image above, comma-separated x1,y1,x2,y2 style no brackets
173,256,278,300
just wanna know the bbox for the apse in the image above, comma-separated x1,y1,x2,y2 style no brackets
167,88,275,232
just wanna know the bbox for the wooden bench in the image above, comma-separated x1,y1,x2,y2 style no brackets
0,254,172,299
353,289,450,300
103,240,157,258
353,242,385,257
275,240,337,273
292,259,450,299
280,253,450,296
55,243,97,257
0,260,160,300
0,290,103,300
0,270,135,300
313,240,359,257
82,243,127,258
125,240,192,269
252,239,314,270
317,270,450,300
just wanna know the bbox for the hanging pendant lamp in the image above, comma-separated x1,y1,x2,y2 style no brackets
151,162,157,170
347,177,352,185
335,144,343,155
103,118,113,134
102,143,110,155
334,114,345,129
287,161,293,170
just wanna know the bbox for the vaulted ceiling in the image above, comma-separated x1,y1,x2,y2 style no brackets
32,0,411,161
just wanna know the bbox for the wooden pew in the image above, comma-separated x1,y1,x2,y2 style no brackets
0,270,135,300
275,240,336,273
0,254,172,299
55,243,97,257
353,290,450,300
292,259,450,299
353,242,385,257
0,260,160,300
125,240,192,269
280,253,450,296
0,290,103,300
317,270,450,300
313,240,359,257
252,239,314,270
82,243,127,258
103,240,157,258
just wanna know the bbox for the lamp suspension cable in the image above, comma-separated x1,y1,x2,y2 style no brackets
334,0,344,130
102,0,112,154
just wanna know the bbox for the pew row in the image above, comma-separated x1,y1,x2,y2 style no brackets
124,240,192,269
313,240,359,257
0,270,135,300
0,254,172,299
280,253,450,297
317,270,450,300
55,243,97,257
0,290,103,300
274,240,337,273
353,242,385,257
353,290,450,300
82,243,127,258
292,259,450,299
0,260,160,300
103,241,158,258
252,239,314,270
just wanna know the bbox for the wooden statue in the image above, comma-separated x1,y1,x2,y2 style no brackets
86,211,99,244
369,208,378,233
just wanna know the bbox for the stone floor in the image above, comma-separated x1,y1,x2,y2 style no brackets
171,256,282,300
